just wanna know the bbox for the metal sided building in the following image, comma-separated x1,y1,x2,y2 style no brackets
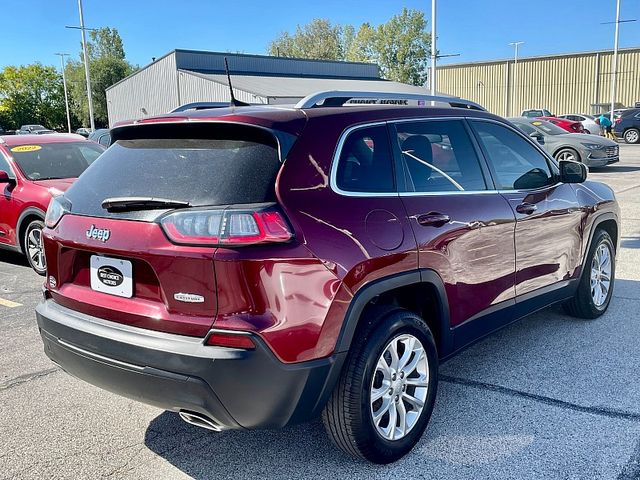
105,49,429,125
437,47,640,117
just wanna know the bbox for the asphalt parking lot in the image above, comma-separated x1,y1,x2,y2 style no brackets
1,145,640,479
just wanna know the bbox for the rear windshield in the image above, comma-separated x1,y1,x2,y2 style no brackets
11,142,104,180
64,134,281,218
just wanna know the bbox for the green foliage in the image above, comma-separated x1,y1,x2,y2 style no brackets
0,63,70,130
269,19,346,60
65,27,135,127
266,8,431,86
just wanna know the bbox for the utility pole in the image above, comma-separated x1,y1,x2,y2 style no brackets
67,0,96,132
610,0,621,123
54,53,72,133
509,41,524,116
430,0,437,96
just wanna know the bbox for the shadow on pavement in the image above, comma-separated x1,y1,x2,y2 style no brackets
0,249,28,268
590,165,640,174
143,279,640,478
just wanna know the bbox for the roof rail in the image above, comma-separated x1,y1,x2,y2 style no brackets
170,102,232,113
294,90,486,111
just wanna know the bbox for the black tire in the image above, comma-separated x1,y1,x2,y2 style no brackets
563,229,615,319
554,148,581,163
22,219,46,276
322,308,438,464
624,128,640,144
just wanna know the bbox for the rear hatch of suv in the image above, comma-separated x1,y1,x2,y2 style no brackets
43,120,301,337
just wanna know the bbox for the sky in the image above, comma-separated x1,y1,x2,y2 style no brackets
1,0,639,71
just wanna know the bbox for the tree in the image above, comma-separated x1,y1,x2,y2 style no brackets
65,27,135,127
265,9,431,86
0,63,69,130
369,8,431,85
268,19,345,60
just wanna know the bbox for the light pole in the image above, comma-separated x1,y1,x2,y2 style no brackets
609,0,621,124
66,0,96,132
509,41,524,116
430,0,437,96
54,53,72,133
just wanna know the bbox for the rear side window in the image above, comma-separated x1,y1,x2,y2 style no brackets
335,125,395,193
65,128,281,217
395,120,487,192
471,121,555,190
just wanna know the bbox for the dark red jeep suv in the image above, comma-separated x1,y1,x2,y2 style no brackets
36,92,619,463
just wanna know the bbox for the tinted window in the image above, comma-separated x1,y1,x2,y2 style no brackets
98,134,111,146
395,120,487,192
336,125,394,193
0,155,13,178
65,129,282,218
472,121,554,190
10,142,104,180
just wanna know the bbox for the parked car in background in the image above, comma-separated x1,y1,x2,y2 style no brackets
536,116,586,134
76,128,91,138
521,108,554,118
558,114,601,135
17,125,55,135
35,91,619,464
0,134,105,274
509,117,618,166
598,109,628,120
88,128,111,147
614,108,640,144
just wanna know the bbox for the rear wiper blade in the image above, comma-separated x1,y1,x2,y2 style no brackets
101,196,192,212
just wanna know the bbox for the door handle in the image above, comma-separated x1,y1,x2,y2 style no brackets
516,202,537,215
417,212,451,227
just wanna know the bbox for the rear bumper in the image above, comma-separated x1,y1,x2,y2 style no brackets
36,299,345,430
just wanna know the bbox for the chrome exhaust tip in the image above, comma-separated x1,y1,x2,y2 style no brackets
179,410,222,432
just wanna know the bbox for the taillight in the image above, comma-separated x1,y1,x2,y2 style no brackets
206,332,255,349
615,118,621,124
160,205,293,246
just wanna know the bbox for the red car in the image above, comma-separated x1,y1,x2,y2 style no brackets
537,116,586,133
0,134,105,274
36,92,619,463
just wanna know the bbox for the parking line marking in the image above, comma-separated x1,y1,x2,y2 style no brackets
0,298,22,308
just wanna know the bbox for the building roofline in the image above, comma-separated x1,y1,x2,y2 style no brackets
439,45,640,69
106,50,177,91
172,48,377,67
107,49,380,92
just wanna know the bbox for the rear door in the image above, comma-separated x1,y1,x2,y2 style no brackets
469,119,584,296
392,118,517,327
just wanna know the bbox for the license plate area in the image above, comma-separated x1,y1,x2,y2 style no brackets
90,255,133,298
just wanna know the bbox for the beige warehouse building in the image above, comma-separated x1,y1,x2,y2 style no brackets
438,47,640,117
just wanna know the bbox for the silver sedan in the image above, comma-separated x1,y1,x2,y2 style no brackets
508,117,619,168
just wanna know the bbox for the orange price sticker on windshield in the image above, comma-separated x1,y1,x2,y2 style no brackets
11,145,42,153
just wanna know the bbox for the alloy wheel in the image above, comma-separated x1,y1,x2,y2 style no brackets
370,334,429,441
26,226,46,273
625,130,639,144
590,242,612,308
557,150,577,162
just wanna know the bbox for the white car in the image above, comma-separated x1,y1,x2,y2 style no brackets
558,114,601,135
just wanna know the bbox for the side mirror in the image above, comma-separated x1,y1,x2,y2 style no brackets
559,160,587,184
0,170,15,185
530,132,545,144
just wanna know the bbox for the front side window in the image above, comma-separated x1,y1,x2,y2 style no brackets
471,121,555,191
0,155,14,178
336,125,395,193
395,120,487,193
10,142,105,180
